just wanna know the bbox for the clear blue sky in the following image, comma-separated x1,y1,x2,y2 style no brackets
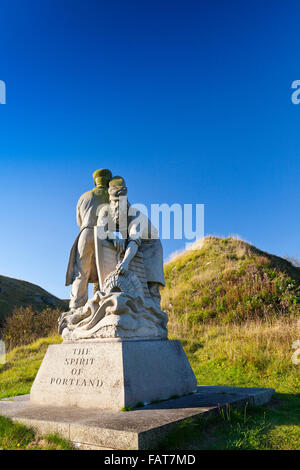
0,0,299,299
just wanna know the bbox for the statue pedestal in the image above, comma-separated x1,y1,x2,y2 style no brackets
30,339,197,410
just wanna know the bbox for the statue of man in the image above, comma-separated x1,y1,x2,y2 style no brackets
65,168,112,309
104,176,165,307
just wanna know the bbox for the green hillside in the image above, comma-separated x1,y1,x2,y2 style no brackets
0,275,68,323
162,236,300,326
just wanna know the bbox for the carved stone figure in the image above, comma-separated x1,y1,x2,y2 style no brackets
59,176,168,340
32,171,197,411
65,168,112,309
106,176,165,304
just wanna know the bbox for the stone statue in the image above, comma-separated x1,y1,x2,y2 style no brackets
32,171,197,411
65,168,112,309
59,176,168,340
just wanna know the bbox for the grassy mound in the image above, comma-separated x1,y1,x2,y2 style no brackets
162,236,300,326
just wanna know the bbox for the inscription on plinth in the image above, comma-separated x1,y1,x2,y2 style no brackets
30,340,197,410
30,342,124,409
50,348,103,388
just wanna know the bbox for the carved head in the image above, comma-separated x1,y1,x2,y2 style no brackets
92,168,112,187
108,176,127,198
108,177,128,224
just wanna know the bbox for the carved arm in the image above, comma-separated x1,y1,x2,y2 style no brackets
116,238,140,274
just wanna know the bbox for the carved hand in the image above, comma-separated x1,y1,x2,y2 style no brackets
113,238,126,253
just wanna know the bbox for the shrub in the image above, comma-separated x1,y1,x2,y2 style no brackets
0,306,62,350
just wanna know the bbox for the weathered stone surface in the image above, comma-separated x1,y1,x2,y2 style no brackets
0,386,275,450
62,175,168,341
30,339,197,410
60,288,168,341
66,169,112,308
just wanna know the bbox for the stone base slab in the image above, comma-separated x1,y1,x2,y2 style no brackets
30,339,197,410
0,386,274,450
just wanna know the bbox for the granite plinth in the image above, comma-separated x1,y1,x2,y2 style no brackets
30,339,197,410
0,386,274,449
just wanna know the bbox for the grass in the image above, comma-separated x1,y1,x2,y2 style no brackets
156,317,300,450
175,319,300,394
0,336,62,399
0,336,74,450
0,416,73,450
158,395,300,450
155,237,300,449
